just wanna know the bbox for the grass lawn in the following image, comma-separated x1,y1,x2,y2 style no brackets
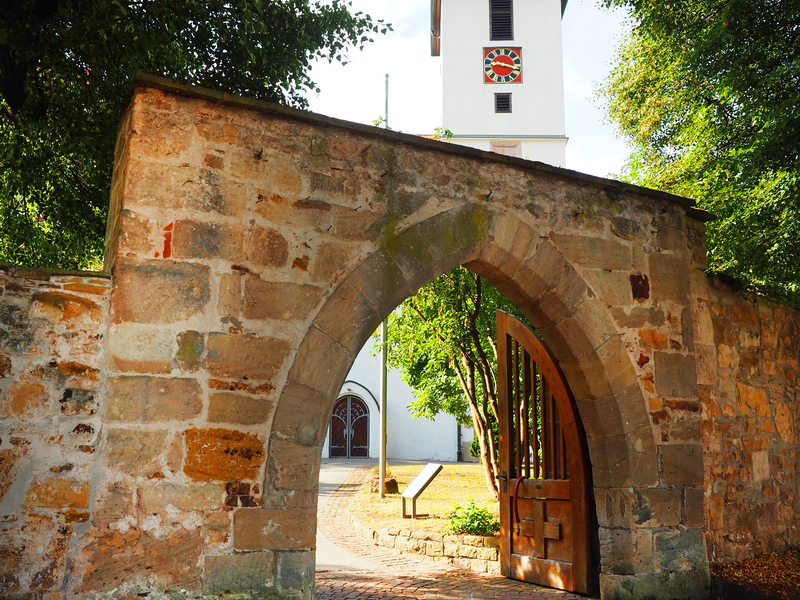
348,462,499,534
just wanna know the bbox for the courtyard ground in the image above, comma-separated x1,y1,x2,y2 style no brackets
347,461,498,534
316,460,594,599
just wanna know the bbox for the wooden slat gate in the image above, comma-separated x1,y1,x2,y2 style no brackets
496,310,594,594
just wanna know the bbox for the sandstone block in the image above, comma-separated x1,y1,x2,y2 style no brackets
287,327,351,398
649,253,690,302
104,428,168,475
268,439,321,491
310,241,357,283
174,330,205,371
683,487,705,528
550,234,631,270
24,478,90,509
736,383,769,417
246,226,289,267
346,247,410,319
32,291,102,326
655,352,697,397
1,380,48,418
654,527,706,572
184,428,264,481
312,281,380,356
217,271,242,317
275,549,316,595
775,402,794,442
79,528,203,593
243,279,323,321
108,323,174,374
117,209,157,256
208,392,274,425
126,160,248,217
635,487,681,527
233,508,316,550
271,383,330,446
206,333,291,380
111,259,211,324
0,449,22,503
204,551,275,594
475,546,499,561
583,269,634,306
93,483,134,529
752,450,770,482
425,541,444,557
254,192,332,231
106,375,202,422
662,444,703,485
172,220,242,261
139,483,224,513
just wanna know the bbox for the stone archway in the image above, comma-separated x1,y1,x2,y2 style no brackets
85,74,710,600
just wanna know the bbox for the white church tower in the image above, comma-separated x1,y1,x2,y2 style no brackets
432,0,568,166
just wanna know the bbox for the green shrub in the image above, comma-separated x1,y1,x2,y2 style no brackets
446,500,499,536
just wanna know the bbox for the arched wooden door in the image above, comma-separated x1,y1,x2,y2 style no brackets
329,395,370,458
496,311,595,594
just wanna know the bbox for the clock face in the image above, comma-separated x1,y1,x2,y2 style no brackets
484,47,522,84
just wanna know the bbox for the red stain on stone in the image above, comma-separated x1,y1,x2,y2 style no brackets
637,353,650,367
154,252,160,258
162,223,173,258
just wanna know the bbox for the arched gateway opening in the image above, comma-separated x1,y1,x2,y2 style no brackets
89,75,711,600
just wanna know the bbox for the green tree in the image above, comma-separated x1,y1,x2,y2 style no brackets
600,0,800,306
381,267,527,499
0,0,388,269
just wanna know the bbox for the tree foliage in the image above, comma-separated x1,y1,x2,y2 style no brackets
0,0,388,269
381,267,528,499
601,0,800,306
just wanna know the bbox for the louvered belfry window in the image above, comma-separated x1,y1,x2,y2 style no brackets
490,0,514,40
495,93,512,113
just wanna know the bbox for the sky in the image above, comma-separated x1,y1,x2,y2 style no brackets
305,0,631,179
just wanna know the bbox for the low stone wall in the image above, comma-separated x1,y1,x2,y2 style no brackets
348,510,500,574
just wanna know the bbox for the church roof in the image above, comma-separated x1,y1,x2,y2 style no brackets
431,0,569,57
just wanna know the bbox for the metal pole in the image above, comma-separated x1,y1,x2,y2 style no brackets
379,73,389,499
379,319,388,498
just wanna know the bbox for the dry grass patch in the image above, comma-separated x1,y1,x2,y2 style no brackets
349,462,498,533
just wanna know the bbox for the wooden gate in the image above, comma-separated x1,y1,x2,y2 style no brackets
496,311,594,594
329,395,370,458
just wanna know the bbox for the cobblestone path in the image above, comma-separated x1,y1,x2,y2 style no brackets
315,466,595,600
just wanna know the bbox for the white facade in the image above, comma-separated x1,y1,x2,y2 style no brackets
439,0,568,166
323,336,475,462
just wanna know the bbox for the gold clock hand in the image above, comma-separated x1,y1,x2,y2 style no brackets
490,60,520,70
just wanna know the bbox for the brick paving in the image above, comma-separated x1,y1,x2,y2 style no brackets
315,467,595,600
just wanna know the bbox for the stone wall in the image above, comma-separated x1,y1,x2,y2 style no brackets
0,263,111,597
0,74,796,600
696,280,799,564
348,513,501,574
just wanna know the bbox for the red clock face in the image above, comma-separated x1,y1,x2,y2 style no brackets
484,47,522,83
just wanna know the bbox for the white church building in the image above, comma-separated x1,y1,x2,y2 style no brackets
322,0,569,461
